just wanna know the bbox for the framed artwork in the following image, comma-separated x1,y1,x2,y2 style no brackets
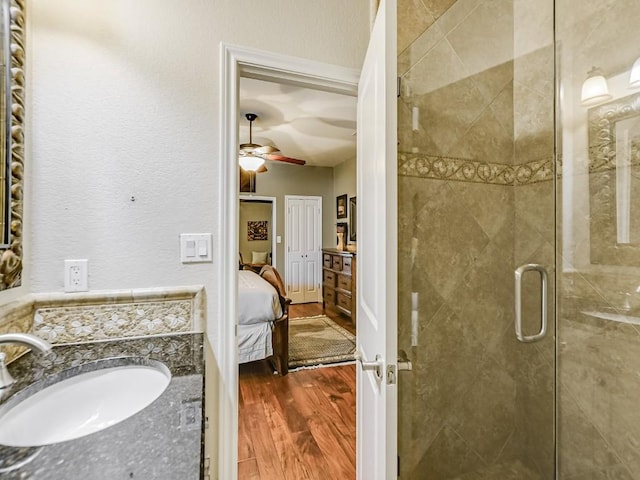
240,167,256,193
247,220,268,241
336,194,347,219
349,196,357,242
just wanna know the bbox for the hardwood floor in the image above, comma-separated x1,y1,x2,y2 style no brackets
238,302,356,479
289,301,356,336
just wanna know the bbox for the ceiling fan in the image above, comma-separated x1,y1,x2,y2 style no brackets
238,113,306,172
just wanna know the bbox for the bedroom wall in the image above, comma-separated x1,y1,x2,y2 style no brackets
238,201,272,266
333,155,356,244
253,162,334,274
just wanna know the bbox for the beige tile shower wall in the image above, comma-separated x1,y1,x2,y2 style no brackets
398,0,556,478
513,182,555,478
398,175,524,478
513,0,554,165
399,0,515,164
557,271,640,480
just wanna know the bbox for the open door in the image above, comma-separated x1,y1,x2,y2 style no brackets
356,0,397,479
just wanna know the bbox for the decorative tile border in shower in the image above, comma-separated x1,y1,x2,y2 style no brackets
398,152,556,186
31,286,205,345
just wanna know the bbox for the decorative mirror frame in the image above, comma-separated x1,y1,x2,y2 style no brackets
0,0,26,290
588,91,640,266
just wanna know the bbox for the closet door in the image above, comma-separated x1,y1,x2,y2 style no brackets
301,198,321,302
285,195,322,304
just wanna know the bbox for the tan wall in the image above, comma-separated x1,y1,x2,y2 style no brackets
253,162,334,273
239,201,272,266
333,156,357,243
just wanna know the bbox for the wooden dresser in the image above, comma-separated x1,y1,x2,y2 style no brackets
322,248,356,325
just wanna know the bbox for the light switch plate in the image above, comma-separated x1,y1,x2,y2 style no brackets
180,234,213,263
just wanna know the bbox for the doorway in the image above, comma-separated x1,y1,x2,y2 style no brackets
220,43,361,480
239,196,277,273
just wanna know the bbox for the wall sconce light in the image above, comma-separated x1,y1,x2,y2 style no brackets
581,66,612,106
629,57,640,88
238,153,265,172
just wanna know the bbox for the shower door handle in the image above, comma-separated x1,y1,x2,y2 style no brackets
514,264,548,343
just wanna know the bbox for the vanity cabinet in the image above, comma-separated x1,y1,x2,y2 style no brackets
322,248,356,325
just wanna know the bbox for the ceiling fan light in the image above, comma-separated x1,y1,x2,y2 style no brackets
630,57,640,88
581,67,612,106
239,155,265,172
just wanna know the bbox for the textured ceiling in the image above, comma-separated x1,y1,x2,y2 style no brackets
239,77,357,168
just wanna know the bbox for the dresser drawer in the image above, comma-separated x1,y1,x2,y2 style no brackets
342,257,352,274
324,287,336,304
323,254,332,268
323,269,336,287
336,292,352,312
332,256,342,271
337,274,351,291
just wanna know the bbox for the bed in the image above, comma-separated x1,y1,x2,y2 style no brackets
238,265,290,375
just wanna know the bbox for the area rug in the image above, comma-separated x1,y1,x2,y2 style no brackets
288,315,356,368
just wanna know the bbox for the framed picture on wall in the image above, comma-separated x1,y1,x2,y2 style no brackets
336,194,347,219
240,167,256,193
349,196,356,242
247,220,268,241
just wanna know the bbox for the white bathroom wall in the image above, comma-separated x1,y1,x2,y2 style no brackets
27,0,369,337
27,4,368,475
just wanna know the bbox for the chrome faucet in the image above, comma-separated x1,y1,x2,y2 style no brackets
0,333,53,390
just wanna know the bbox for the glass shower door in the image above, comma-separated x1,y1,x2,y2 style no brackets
556,0,640,478
396,0,556,478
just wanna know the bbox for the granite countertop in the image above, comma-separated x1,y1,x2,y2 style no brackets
0,333,204,479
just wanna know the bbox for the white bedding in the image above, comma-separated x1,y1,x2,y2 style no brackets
238,270,282,325
238,322,273,363
237,270,283,364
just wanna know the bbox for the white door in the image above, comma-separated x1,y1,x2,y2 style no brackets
356,0,397,479
285,195,322,304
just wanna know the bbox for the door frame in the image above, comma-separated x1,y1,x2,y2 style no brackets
284,194,323,304
239,194,277,268
218,43,359,480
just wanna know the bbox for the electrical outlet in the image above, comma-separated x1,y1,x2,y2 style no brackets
64,259,88,292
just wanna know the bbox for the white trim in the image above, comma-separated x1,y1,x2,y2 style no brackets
218,43,359,480
239,194,277,268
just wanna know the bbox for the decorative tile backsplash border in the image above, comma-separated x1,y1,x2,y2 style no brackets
34,299,193,344
0,286,205,362
399,152,556,186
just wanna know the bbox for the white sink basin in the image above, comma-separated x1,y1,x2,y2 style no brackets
0,359,171,447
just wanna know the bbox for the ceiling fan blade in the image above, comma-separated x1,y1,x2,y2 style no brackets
265,153,306,166
254,145,280,155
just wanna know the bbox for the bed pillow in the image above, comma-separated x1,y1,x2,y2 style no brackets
252,251,268,264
